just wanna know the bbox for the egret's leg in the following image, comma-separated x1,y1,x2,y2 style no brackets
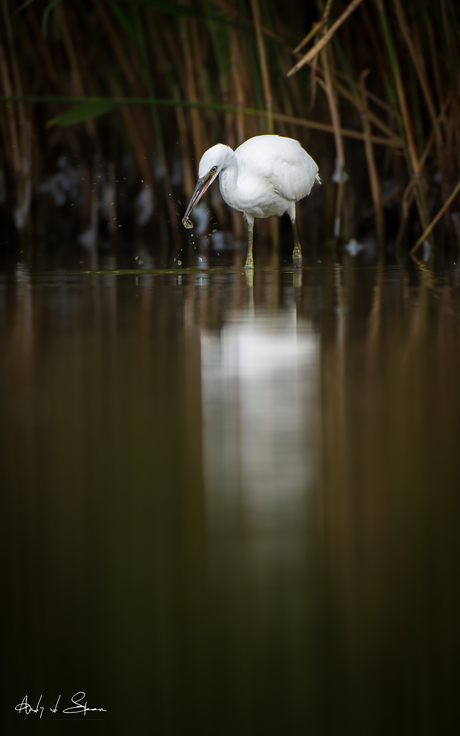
291,218,302,268
244,215,255,270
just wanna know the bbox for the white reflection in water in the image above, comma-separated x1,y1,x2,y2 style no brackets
201,309,319,552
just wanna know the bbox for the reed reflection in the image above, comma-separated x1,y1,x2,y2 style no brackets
2,261,460,735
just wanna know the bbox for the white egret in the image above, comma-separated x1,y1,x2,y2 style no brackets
182,134,321,269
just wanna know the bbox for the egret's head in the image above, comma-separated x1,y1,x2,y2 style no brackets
198,143,231,178
182,144,232,229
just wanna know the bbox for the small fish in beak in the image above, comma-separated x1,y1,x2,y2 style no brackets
182,170,217,229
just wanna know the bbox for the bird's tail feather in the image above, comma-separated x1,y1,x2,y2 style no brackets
315,173,322,184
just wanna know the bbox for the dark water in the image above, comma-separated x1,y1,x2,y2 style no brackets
2,260,460,735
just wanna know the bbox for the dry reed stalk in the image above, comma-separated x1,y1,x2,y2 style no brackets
321,43,345,239
411,180,460,255
189,19,209,142
446,97,455,160
393,0,441,145
287,0,365,77
441,0,459,71
56,11,80,93
360,69,385,248
0,0,32,230
413,26,427,80
108,79,153,189
426,22,444,115
399,105,448,230
180,19,204,160
306,0,334,110
375,0,429,237
359,0,401,181
248,0,278,246
309,51,319,110
265,108,399,147
159,21,187,90
105,162,117,234
278,42,308,120
395,10,451,241
231,30,245,146
58,3,96,141
400,93,452,211
277,81,295,137
173,84,195,201
332,77,401,144
136,15,182,248
365,89,397,119
207,0,285,44
237,43,258,141
0,44,20,174
399,92,453,250
0,100,10,170
292,45,402,145
454,107,460,180
250,0,273,134
294,17,328,54
100,10,155,196
28,5,59,86
97,0,154,185
181,20,227,227
360,186,402,221
360,1,390,88
1,0,25,132
95,1,137,88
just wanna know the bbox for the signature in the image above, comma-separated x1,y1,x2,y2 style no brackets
15,692,106,718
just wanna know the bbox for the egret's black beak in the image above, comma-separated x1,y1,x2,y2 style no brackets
182,171,216,229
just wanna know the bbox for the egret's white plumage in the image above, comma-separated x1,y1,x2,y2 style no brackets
183,135,320,269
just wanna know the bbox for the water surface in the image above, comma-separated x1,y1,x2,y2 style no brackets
2,262,460,735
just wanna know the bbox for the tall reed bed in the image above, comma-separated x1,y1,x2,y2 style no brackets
0,0,459,259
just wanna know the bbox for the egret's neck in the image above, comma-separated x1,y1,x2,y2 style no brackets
218,149,238,207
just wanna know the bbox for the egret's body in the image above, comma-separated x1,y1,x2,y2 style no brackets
183,135,320,268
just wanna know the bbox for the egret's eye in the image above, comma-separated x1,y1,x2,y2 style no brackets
211,166,217,173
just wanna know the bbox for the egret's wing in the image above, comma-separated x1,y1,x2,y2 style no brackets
236,136,319,202
271,152,319,200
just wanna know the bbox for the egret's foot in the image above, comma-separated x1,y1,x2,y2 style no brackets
293,249,302,268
